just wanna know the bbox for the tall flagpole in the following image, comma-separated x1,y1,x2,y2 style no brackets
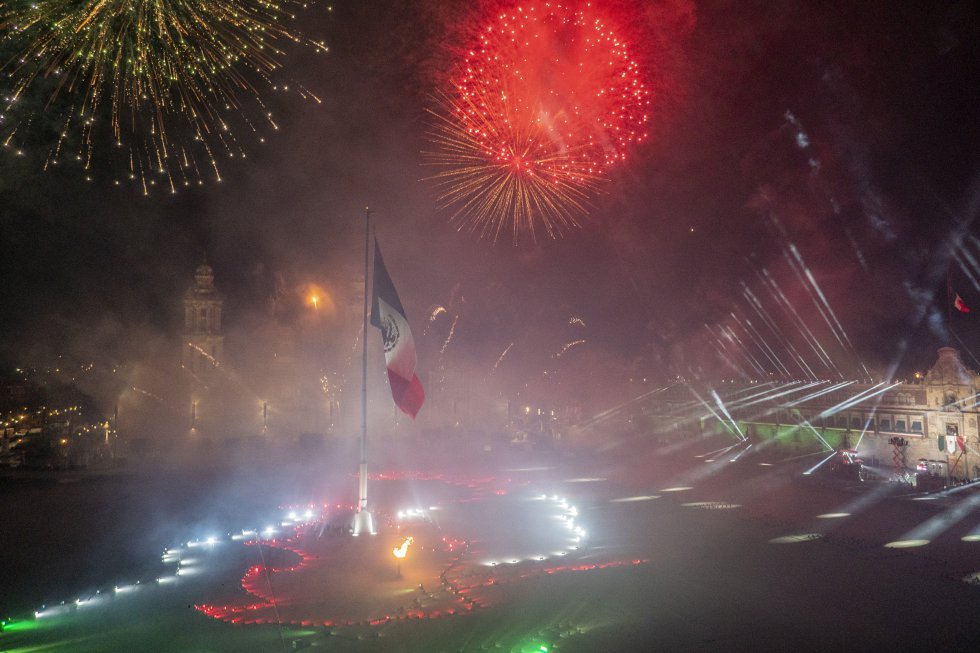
354,207,374,535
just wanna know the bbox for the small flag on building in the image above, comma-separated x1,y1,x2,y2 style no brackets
957,434,967,453
371,240,425,418
946,434,957,454
954,293,970,313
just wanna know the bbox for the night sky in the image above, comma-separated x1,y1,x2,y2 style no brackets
1,0,978,397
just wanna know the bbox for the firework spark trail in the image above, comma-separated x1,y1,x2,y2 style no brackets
710,389,745,439
187,342,220,367
422,305,447,337
569,317,586,328
716,381,790,408
955,250,980,294
0,0,326,191
720,325,768,378
579,382,678,428
741,284,818,380
727,310,788,377
958,391,980,411
725,381,820,412
704,325,752,379
730,310,793,378
815,381,891,420
706,335,751,380
784,381,854,408
851,344,908,448
758,268,842,377
783,242,871,379
695,380,781,410
684,383,743,440
759,267,835,371
724,382,826,424
429,306,447,321
186,342,263,400
829,382,902,414
853,415,876,450
728,311,789,377
553,339,585,358
954,238,980,293
440,314,459,355
131,386,164,403
425,94,598,243
730,382,830,426
783,243,848,352
783,110,871,272
424,1,650,243
180,363,207,388
488,342,514,378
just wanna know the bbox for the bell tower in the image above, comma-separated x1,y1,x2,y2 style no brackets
182,263,224,374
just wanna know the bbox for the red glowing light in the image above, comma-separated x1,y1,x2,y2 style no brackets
427,1,650,242
460,2,649,168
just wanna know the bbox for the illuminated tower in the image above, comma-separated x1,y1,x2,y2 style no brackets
182,263,224,374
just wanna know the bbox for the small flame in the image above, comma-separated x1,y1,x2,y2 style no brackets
393,536,414,559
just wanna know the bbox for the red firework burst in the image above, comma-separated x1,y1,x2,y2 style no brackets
426,1,650,243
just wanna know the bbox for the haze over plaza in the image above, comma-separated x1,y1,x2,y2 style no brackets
1,1,978,652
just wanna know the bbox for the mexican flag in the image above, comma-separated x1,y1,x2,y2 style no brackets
370,240,425,418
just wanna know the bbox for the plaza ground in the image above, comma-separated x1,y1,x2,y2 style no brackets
1,433,979,652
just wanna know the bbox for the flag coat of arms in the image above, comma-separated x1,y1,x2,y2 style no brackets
945,435,958,455
370,240,425,418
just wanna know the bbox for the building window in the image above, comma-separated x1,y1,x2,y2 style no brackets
911,421,922,433
837,416,848,428
850,416,861,429
879,419,891,431
895,420,906,432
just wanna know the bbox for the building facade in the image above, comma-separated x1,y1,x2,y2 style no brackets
649,347,978,481
182,263,224,374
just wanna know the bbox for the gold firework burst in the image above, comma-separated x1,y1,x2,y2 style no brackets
0,0,327,193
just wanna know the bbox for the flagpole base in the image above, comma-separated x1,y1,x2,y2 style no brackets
352,510,375,536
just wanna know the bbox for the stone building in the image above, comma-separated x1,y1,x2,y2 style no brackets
649,347,978,481
922,347,978,451
182,263,224,374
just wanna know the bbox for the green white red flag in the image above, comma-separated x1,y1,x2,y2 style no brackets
370,240,425,418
